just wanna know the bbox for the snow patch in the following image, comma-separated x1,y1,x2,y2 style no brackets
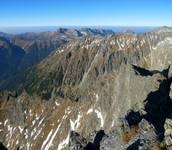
111,120,115,127
152,37,172,50
4,119,8,126
7,125,13,139
58,49,64,54
24,129,29,139
33,127,42,140
26,143,30,150
18,126,24,133
16,140,19,145
70,113,82,131
6,125,15,147
31,128,37,137
24,110,27,114
36,114,40,120
57,132,70,150
55,101,60,106
32,120,36,126
38,117,44,127
63,108,71,120
44,122,62,150
87,108,93,114
81,31,87,35
96,94,99,102
41,129,53,150
95,109,104,127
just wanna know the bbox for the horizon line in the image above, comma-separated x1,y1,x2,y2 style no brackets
0,25,170,28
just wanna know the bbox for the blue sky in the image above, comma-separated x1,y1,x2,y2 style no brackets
0,0,172,26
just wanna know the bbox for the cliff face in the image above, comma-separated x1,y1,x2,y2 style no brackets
0,37,25,80
0,27,172,150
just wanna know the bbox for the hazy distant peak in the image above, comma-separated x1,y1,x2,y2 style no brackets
152,26,172,33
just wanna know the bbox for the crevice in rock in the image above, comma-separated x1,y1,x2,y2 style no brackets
0,142,8,150
84,130,106,150
125,110,143,127
143,76,172,139
126,139,141,150
132,65,170,78
69,130,106,150
69,131,88,149
132,65,154,76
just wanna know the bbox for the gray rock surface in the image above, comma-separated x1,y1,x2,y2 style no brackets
170,84,172,100
164,119,172,148
69,131,87,150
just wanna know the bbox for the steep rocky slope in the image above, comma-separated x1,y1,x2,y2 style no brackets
0,37,25,80
22,28,172,100
0,27,172,150
0,28,114,90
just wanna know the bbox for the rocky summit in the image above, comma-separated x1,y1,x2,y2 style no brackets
0,27,172,150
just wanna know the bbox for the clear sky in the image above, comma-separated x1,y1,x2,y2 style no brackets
0,0,172,27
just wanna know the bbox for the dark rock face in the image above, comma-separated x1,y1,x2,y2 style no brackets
69,130,106,150
144,74,172,138
69,131,87,150
18,39,68,69
0,37,25,79
125,111,142,127
0,142,7,150
84,130,106,150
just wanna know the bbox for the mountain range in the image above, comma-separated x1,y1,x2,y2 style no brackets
0,27,172,150
0,28,114,90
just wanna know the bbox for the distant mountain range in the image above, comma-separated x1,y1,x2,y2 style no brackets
0,28,115,90
0,26,157,34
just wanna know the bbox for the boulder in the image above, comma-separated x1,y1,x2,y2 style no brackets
164,119,172,147
170,84,172,100
69,131,87,150
168,65,172,78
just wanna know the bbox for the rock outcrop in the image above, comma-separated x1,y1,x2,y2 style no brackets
164,119,172,148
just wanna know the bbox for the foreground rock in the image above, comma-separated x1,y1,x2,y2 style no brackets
164,119,172,148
